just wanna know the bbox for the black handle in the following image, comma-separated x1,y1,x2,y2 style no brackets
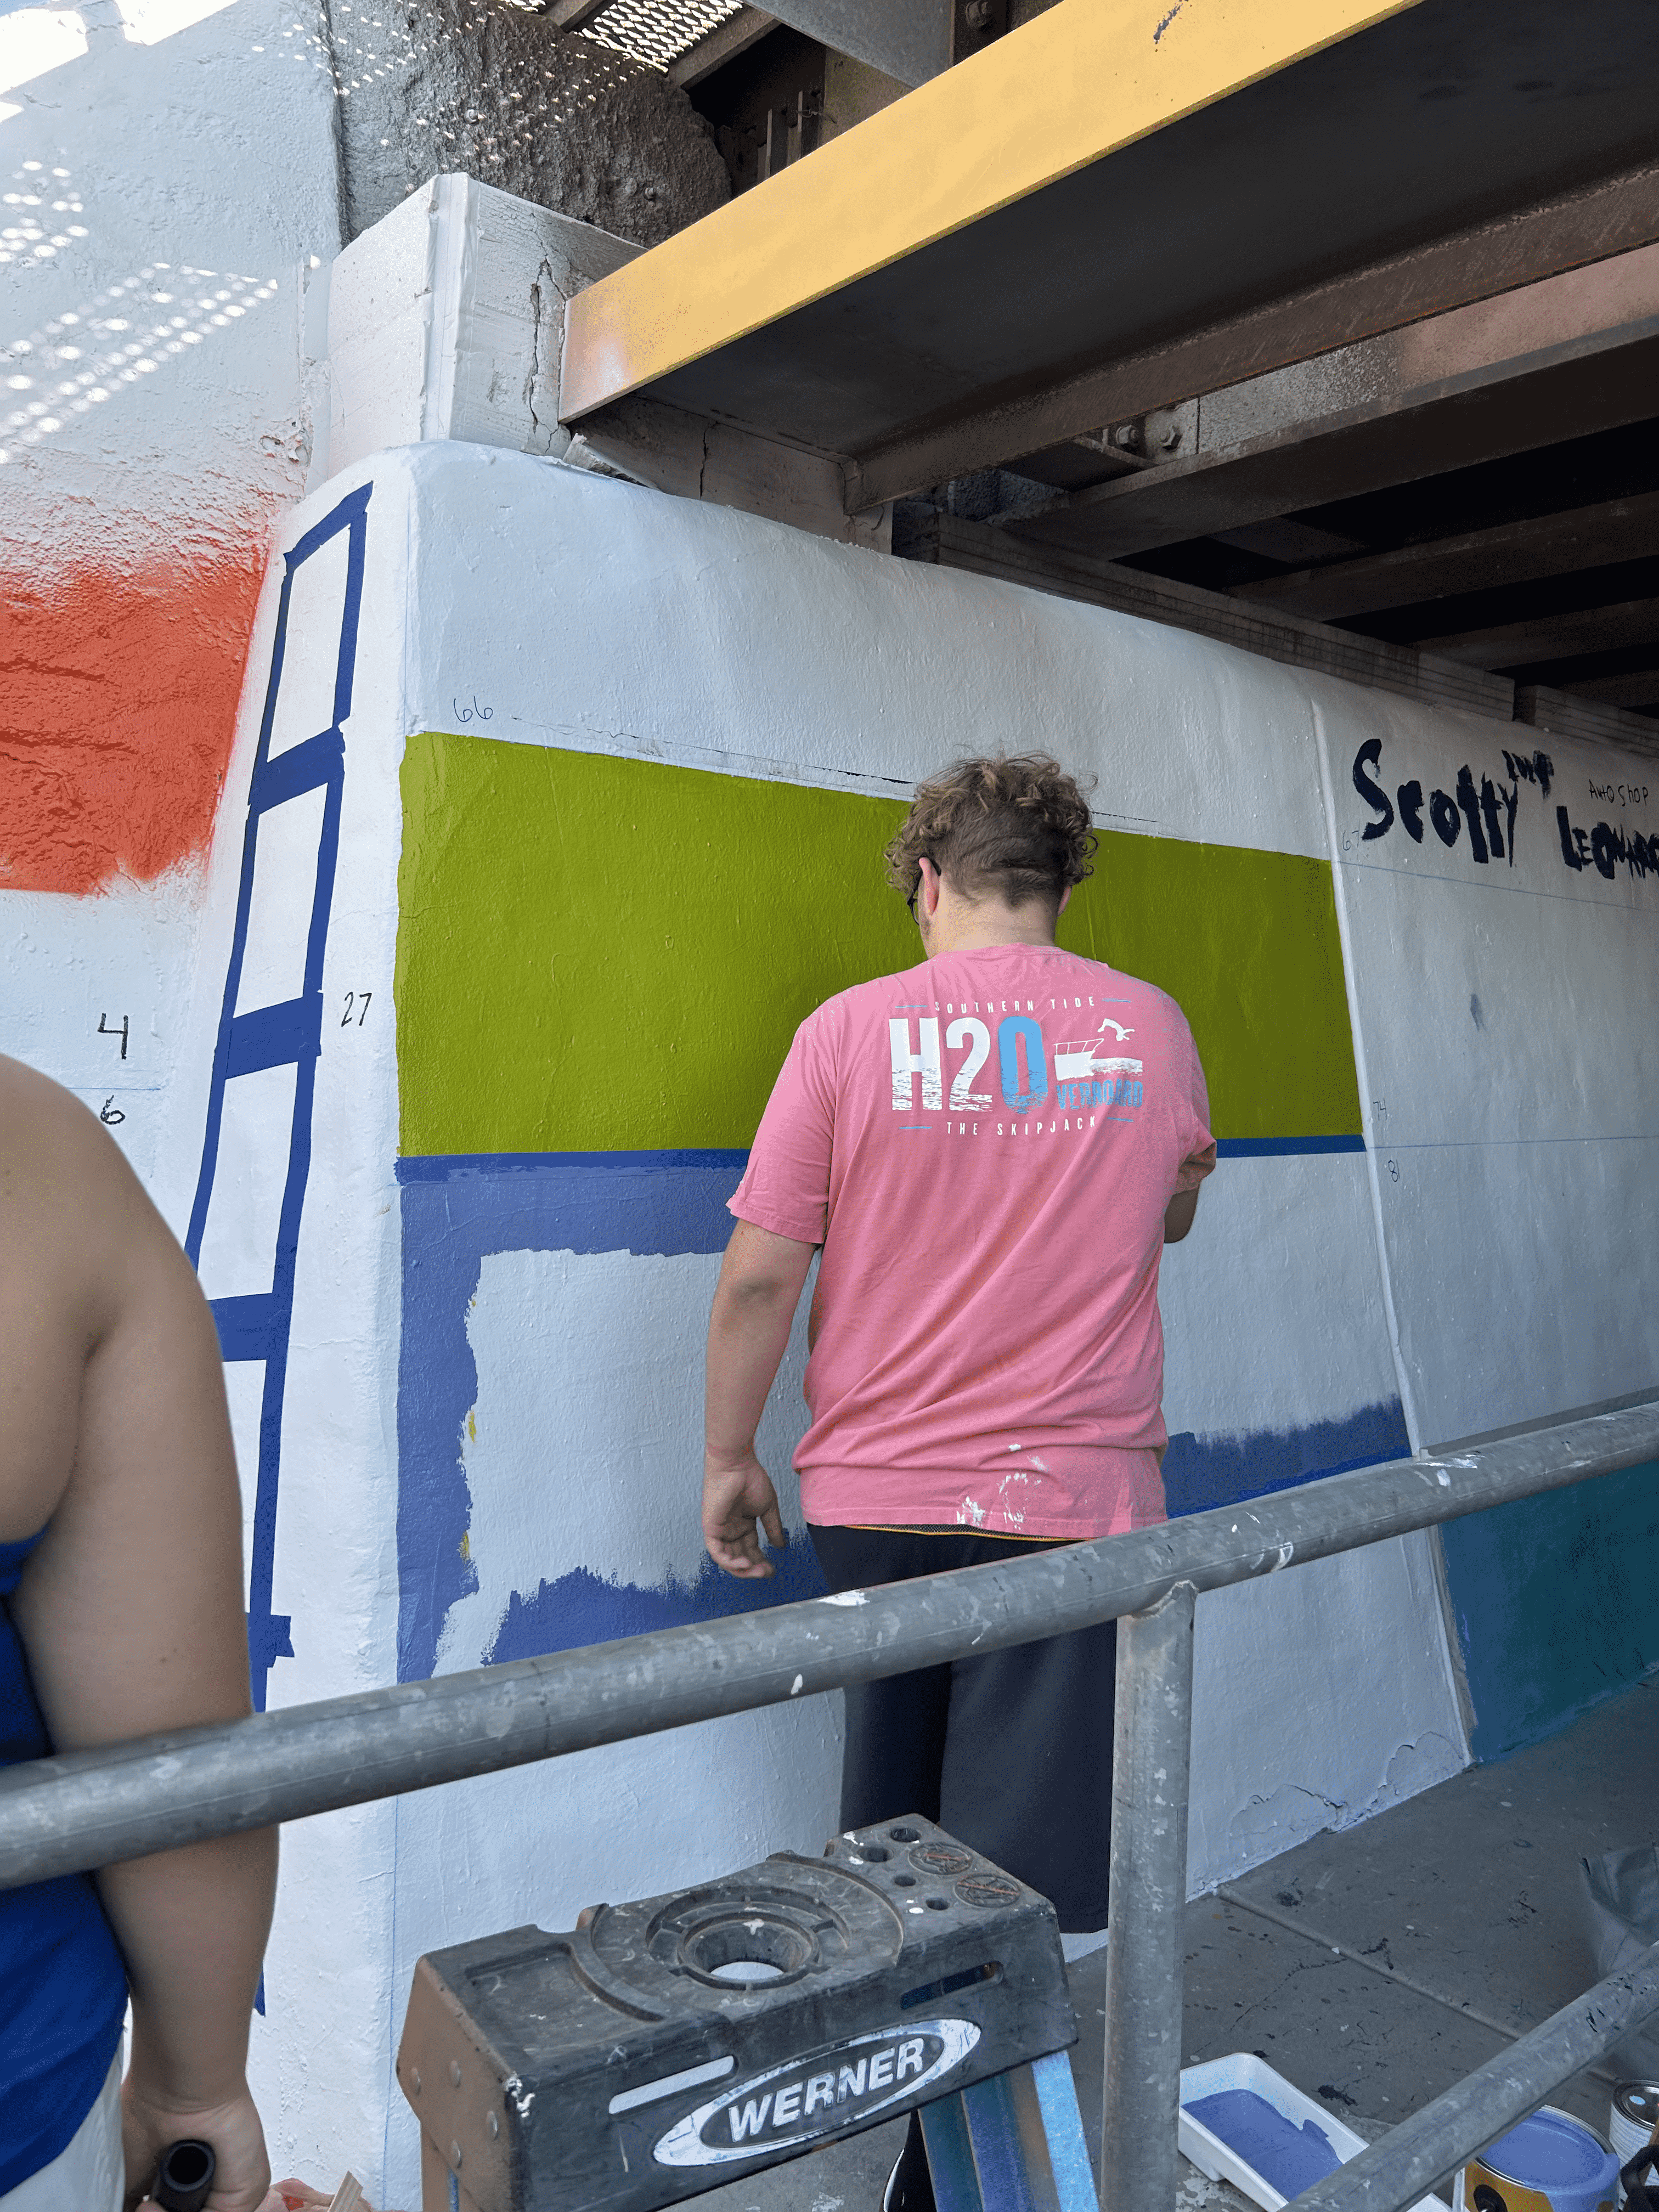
152,2138,216,2212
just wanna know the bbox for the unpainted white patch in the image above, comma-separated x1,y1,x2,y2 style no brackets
436,1246,814,1670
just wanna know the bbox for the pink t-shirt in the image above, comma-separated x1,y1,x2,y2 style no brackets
729,943,1215,1539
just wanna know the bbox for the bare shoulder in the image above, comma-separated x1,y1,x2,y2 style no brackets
0,1054,188,1536
0,1051,162,1271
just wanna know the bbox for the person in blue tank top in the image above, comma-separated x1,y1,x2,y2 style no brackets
0,1055,278,2211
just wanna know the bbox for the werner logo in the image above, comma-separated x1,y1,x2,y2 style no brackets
652,2019,980,2168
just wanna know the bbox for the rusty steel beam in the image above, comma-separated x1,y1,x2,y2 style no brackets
901,512,1515,722
667,9,777,87
843,164,1659,513
1002,237,1659,563
1226,490,1659,621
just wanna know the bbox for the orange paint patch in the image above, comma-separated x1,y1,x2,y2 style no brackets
1,538,271,895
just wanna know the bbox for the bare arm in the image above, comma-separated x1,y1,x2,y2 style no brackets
703,1218,816,1578
1,1061,275,2212
1164,1142,1216,1243
1163,1186,1201,1243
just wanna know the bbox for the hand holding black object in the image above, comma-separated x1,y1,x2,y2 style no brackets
151,2140,217,2212
1622,2142,1658,2212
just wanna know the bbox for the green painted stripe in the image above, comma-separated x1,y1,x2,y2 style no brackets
395,735,1362,1156
1059,832,1362,1144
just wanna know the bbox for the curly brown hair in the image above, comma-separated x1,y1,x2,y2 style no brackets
884,754,1097,911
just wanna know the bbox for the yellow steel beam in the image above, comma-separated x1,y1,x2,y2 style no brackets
561,0,1426,424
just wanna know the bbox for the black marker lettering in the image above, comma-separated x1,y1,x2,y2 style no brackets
1557,806,1582,869
1352,739,1393,840
1430,790,1460,848
1455,766,1489,862
1478,776,1505,860
1397,780,1424,842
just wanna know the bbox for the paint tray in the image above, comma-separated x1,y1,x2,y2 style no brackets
1178,2053,1447,2212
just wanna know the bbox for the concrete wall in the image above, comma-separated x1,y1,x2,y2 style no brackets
2,0,719,1172
4,415,1656,2191
1,0,342,1171
154,437,1658,2196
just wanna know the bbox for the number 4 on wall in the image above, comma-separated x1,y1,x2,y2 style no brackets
98,1012,129,1060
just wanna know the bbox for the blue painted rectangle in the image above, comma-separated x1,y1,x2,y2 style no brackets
396,1148,765,1679
396,1147,1412,1683
1440,1461,1659,1759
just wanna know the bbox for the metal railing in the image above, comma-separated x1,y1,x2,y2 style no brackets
2,1400,1657,2212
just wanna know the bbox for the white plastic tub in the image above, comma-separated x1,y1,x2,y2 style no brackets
1178,2052,1447,2212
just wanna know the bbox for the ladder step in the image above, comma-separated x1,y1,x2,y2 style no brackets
210,1293,283,1362
250,726,343,812
227,995,323,1077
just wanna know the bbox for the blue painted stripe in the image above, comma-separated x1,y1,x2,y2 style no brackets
484,1554,830,1667
187,479,371,1711
1215,1134,1365,1158
395,1148,749,1184
396,1135,1364,1188
1161,1401,1412,1517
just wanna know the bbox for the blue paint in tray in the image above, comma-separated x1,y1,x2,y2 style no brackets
1186,2091,1342,2199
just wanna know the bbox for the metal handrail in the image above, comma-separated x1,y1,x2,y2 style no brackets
1294,1939,1659,2211
2,1397,1655,2212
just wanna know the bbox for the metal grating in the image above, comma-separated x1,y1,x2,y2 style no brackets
580,0,744,71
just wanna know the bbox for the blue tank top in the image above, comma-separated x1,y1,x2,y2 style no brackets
0,1532,128,2191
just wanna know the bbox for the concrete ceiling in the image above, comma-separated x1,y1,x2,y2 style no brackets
559,0,1659,735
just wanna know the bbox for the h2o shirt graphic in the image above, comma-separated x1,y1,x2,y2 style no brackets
730,943,1215,1539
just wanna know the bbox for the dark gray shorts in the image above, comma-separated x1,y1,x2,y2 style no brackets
808,1523,1117,1933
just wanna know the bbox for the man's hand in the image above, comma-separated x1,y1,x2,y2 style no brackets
703,1219,815,1577
703,1451,786,1578
122,2074,271,2212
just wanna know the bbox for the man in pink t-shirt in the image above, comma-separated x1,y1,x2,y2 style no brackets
701,753,1214,1954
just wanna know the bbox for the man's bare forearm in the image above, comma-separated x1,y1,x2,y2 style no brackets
702,1220,816,1577
704,1221,816,1466
707,1279,802,1464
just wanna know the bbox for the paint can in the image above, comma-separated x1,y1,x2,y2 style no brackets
1451,2107,1621,2212
1610,2085,1659,2164
1610,2086,1659,2203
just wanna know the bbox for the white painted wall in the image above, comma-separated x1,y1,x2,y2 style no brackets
7,332,1653,2196
121,444,1549,2196
1,0,341,1180
1310,687,1659,1447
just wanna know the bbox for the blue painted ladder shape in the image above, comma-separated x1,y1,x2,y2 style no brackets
185,483,371,1711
